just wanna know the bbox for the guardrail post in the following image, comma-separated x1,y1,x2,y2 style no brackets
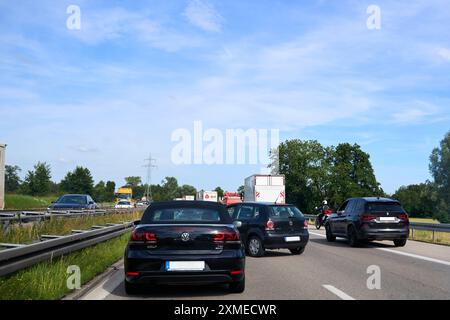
0,143,5,210
432,230,435,243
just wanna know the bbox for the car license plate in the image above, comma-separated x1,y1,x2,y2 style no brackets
379,217,396,222
285,236,301,242
166,261,205,271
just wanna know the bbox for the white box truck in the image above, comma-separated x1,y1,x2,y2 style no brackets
244,174,285,204
196,190,218,202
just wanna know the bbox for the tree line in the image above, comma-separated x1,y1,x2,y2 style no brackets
270,131,450,223
5,164,116,203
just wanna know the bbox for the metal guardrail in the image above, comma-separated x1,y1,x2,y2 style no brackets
0,221,133,276
304,214,450,233
0,207,145,224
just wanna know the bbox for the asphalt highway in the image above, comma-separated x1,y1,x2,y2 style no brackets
79,226,450,300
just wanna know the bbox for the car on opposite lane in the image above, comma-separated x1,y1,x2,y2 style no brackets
325,197,409,247
115,200,134,209
124,201,246,294
47,194,99,211
227,202,309,257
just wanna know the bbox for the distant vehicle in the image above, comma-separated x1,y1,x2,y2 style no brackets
47,194,98,211
227,202,309,257
221,192,242,206
325,197,409,247
136,200,150,207
196,190,218,202
243,174,285,204
124,201,245,294
183,195,195,201
115,200,134,209
116,187,133,203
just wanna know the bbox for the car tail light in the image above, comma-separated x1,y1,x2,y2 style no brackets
126,272,140,277
213,230,240,242
361,214,377,222
230,270,244,275
324,209,332,215
398,213,409,221
303,220,309,229
130,229,157,242
266,219,275,231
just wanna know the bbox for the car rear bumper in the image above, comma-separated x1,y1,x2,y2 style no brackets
263,231,309,249
124,250,245,285
358,228,409,240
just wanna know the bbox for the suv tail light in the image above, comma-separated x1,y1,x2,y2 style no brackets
303,220,309,229
213,230,240,242
265,219,275,231
361,214,376,222
130,229,157,242
398,213,409,221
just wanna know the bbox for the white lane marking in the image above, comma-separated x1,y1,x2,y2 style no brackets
309,231,450,267
81,268,123,300
322,285,355,300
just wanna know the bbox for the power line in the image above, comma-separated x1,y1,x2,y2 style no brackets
143,153,157,201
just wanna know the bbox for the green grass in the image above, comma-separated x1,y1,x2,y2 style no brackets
410,229,450,246
409,217,440,224
0,232,130,300
0,211,142,244
4,194,57,210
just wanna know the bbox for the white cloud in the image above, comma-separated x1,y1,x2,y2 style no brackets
390,101,440,124
184,0,223,32
437,47,450,61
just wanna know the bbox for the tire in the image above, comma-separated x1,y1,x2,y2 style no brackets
393,239,407,247
325,224,336,242
247,236,264,257
289,247,305,255
124,280,141,295
315,218,321,230
347,226,359,247
229,277,245,293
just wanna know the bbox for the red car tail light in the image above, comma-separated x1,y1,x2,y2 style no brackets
130,230,157,242
361,214,377,222
213,230,240,242
126,272,140,277
230,270,244,275
303,220,309,229
266,219,275,231
398,213,409,221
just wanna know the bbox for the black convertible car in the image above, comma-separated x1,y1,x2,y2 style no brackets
124,201,246,294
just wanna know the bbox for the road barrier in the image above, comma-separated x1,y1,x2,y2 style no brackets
0,221,133,277
0,207,145,225
304,214,450,235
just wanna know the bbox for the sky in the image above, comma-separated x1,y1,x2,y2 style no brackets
1,0,450,194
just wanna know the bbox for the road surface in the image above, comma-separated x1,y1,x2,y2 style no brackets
79,226,450,300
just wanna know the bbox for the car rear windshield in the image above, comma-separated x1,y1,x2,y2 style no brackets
366,202,405,213
141,206,229,224
57,195,86,204
269,205,304,219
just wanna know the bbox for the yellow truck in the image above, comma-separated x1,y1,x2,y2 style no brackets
116,187,133,203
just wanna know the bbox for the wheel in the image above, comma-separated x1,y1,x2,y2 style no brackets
124,280,141,295
289,247,305,255
315,218,321,229
247,236,264,257
229,277,245,293
325,224,336,242
347,226,359,247
393,239,407,247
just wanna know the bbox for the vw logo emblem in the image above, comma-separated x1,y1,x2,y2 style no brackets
181,232,190,242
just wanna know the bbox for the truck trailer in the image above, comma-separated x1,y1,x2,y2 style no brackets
243,174,285,204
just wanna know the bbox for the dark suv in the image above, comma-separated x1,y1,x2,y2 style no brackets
325,197,409,247
227,202,309,257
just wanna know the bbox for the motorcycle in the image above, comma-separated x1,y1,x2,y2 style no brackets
315,207,332,229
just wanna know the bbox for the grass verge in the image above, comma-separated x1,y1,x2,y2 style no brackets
0,232,129,300
409,229,450,246
0,211,142,244
5,194,57,210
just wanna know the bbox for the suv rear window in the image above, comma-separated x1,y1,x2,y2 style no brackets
269,206,304,218
366,202,405,213
141,207,223,224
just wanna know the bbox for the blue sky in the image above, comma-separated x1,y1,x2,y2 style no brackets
1,0,450,194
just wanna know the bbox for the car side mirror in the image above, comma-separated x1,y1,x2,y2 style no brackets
233,220,242,228
133,220,141,226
